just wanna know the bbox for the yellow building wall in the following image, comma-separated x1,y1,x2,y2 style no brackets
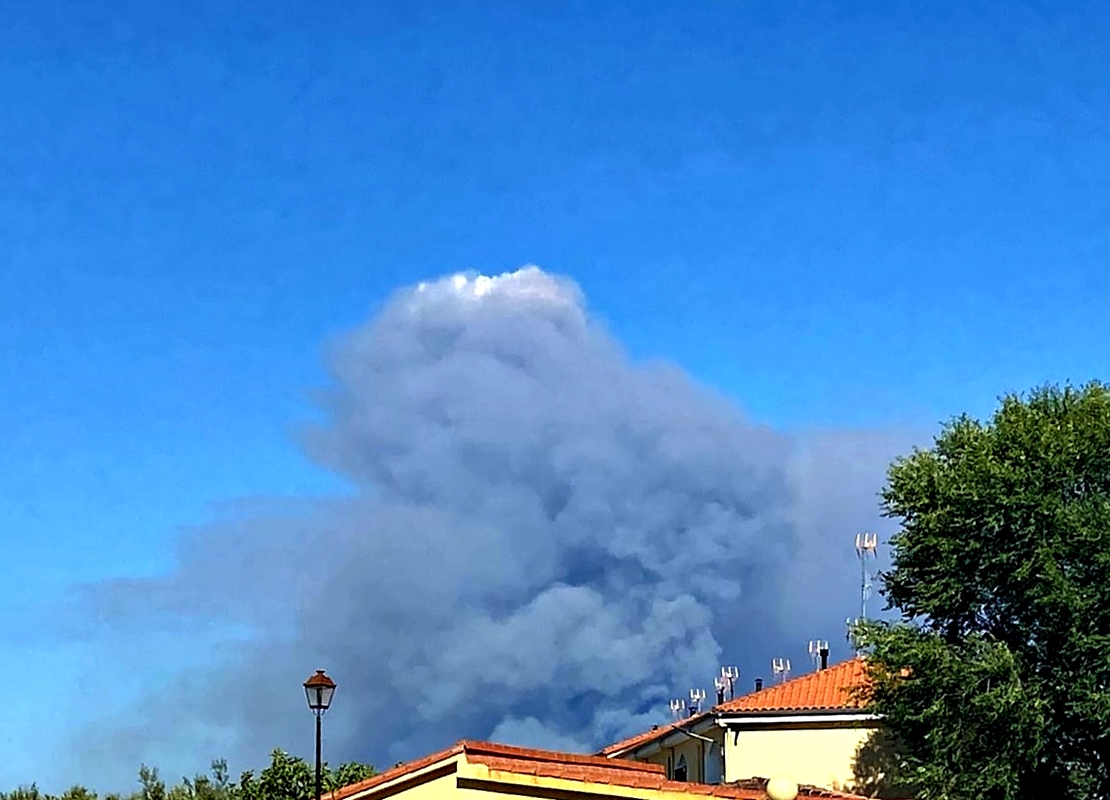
388,772,459,800
347,763,461,800
724,725,873,791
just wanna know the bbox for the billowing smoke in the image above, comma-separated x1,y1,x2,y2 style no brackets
64,267,915,788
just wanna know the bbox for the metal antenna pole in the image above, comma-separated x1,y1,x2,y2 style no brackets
855,532,878,621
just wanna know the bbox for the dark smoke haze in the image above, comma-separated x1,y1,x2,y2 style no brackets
65,267,918,788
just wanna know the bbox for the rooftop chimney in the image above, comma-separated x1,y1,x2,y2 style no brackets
820,645,830,670
754,677,763,691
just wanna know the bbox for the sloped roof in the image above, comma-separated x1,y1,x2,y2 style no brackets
716,657,867,714
328,739,871,800
599,658,869,757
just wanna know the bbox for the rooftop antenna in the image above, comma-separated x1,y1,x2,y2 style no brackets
846,616,860,653
721,665,739,700
669,698,686,721
714,676,728,705
855,532,878,622
808,639,830,671
771,658,791,684
689,688,706,715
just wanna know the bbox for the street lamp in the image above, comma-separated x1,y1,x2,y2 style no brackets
304,669,337,800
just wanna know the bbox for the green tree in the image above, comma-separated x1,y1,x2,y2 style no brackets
325,763,374,793
856,382,1110,800
166,761,232,800
1,786,49,800
2,749,373,800
59,788,98,800
235,750,375,800
1,785,101,800
137,767,165,800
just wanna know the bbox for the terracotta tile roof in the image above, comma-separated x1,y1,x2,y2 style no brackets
328,739,872,800
716,657,868,714
599,658,870,758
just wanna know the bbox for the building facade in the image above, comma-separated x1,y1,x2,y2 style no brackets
328,740,870,800
599,658,878,793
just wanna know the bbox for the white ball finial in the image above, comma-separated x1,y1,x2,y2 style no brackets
766,776,799,800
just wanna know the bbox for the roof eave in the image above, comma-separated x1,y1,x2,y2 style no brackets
716,710,879,726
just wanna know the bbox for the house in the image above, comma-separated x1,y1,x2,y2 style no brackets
327,740,872,800
598,658,877,793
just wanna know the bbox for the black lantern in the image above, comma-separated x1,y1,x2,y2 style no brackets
304,669,336,714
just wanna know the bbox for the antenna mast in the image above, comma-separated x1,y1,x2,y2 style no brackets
855,532,878,622
669,698,686,721
721,665,738,700
689,688,706,716
771,658,791,684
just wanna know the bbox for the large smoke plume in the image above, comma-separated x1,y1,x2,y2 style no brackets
65,267,915,788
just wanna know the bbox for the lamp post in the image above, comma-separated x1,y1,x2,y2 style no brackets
304,669,337,800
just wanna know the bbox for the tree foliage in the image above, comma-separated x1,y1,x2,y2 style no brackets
1,751,374,800
856,382,1110,799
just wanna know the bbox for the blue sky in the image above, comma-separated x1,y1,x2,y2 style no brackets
2,0,1109,790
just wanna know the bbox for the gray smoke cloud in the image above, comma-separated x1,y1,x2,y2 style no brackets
62,267,918,789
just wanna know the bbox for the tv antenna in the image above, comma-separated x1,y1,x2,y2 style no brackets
808,639,829,671
689,688,706,715
669,698,686,721
846,616,861,652
720,665,738,700
855,532,878,621
771,658,791,684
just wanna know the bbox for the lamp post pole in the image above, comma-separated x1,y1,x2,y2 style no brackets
304,670,337,800
315,711,323,800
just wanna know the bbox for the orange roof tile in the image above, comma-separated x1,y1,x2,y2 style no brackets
329,739,873,800
716,657,868,714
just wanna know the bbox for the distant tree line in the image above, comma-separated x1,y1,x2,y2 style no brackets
1,750,375,800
